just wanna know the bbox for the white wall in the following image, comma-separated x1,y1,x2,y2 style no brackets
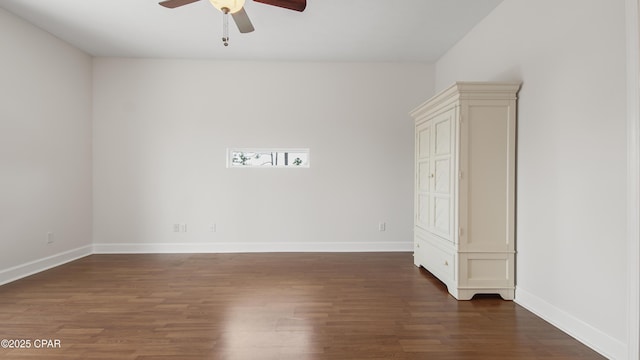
92,59,433,252
435,0,628,358
0,9,93,283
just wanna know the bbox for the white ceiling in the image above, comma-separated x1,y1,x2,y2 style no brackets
0,0,503,62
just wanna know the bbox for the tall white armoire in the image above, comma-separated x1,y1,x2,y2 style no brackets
410,82,519,300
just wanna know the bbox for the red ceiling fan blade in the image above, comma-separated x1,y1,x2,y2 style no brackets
159,0,201,9
253,0,306,12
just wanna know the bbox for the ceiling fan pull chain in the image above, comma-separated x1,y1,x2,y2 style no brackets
222,7,230,46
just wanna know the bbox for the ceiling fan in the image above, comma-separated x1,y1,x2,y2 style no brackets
159,0,306,46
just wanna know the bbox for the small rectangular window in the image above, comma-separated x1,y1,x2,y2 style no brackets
227,148,309,168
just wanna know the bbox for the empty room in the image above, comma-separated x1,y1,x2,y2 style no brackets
0,0,638,359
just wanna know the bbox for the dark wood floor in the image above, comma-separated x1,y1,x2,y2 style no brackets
0,253,603,359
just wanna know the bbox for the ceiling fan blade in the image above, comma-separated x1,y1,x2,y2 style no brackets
232,7,255,33
253,0,306,12
159,0,201,9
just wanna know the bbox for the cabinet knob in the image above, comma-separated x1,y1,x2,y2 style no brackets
444,261,448,266
430,173,435,178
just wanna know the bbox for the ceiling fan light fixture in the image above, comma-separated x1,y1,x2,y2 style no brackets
160,0,304,46
209,0,245,14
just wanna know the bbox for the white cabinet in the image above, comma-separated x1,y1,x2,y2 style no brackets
410,82,519,300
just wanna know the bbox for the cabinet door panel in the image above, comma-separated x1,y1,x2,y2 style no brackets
433,158,450,193
417,194,430,230
417,125,431,159
433,196,451,238
416,122,432,231
434,117,452,156
418,161,430,192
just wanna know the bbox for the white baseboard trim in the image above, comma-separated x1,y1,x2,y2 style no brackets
0,242,411,286
515,286,626,360
93,241,414,254
0,245,93,286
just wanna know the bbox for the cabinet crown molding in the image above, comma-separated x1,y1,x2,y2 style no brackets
410,82,521,121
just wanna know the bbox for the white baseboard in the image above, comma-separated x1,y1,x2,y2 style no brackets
0,245,93,286
0,242,411,286
515,286,627,360
92,241,413,254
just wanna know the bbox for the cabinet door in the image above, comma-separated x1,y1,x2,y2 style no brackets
415,107,456,241
415,122,431,232
430,108,456,242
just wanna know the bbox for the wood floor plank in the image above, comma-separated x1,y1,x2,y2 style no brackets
0,253,604,359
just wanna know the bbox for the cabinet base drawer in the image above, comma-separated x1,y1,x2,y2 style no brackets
414,236,455,284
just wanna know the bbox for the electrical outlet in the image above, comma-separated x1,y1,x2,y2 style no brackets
378,222,386,232
209,224,217,233
180,223,187,233
46,232,54,244
173,224,180,232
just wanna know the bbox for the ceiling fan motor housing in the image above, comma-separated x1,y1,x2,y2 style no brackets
209,0,245,13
